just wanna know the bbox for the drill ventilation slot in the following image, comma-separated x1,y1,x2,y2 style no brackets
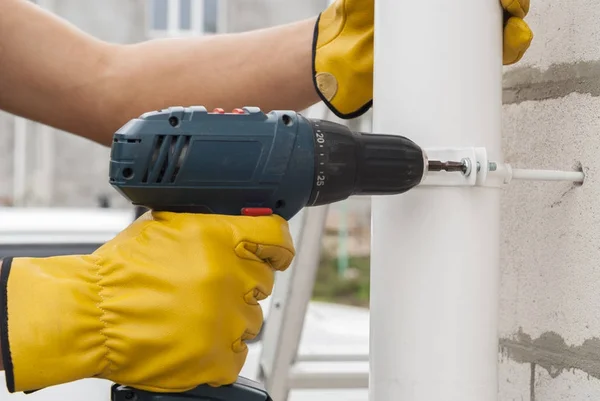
142,134,191,184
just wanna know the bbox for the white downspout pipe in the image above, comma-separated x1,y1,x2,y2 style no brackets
370,1,502,401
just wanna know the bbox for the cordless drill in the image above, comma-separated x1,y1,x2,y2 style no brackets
108,106,460,220
107,106,463,401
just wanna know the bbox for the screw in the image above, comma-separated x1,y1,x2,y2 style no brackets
168,116,179,127
488,162,497,171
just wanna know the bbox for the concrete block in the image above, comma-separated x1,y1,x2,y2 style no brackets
505,0,600,71
503,1,600,108
498,358,531,400
533,368,600,401
499,93,600,396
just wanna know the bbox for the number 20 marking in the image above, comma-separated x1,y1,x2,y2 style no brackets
316,132,325,144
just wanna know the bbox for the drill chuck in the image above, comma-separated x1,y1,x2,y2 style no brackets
304,118,426,206
109,106,427,220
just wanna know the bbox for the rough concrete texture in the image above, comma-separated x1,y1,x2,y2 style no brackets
503,60,600,105
500,92,600,398
498,358,531,400
504,0,600,72
499,4,600,397
503,0,600,104
501,330,600,381
499,357,600,401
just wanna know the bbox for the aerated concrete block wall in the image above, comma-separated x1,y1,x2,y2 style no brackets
499,2,600,399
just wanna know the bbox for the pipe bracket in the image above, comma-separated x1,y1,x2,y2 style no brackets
420,147,585,187
420,147,482,187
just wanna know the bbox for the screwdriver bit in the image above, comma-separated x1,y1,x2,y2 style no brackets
428,160,466,173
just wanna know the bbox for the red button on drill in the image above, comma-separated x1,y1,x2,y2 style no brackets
232,108,245,114
241,208,273,216
212,108,225,114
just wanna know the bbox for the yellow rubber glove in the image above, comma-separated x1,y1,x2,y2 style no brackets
313,0,533,118
313,0,374,120
502,0,534,65
0,211,294,393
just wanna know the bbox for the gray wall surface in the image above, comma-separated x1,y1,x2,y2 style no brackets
499,1,600,399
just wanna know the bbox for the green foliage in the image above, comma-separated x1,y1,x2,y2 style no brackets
312,252,371,307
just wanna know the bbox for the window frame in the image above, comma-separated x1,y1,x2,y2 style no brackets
146,0,226,39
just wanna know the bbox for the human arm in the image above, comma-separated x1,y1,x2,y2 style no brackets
0,0,532,148
0,0,318,146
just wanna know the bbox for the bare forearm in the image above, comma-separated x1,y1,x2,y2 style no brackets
0,0,114,143
104,18,317,144
0,0,318,146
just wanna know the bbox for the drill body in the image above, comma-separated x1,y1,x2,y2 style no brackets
109,106,427,220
